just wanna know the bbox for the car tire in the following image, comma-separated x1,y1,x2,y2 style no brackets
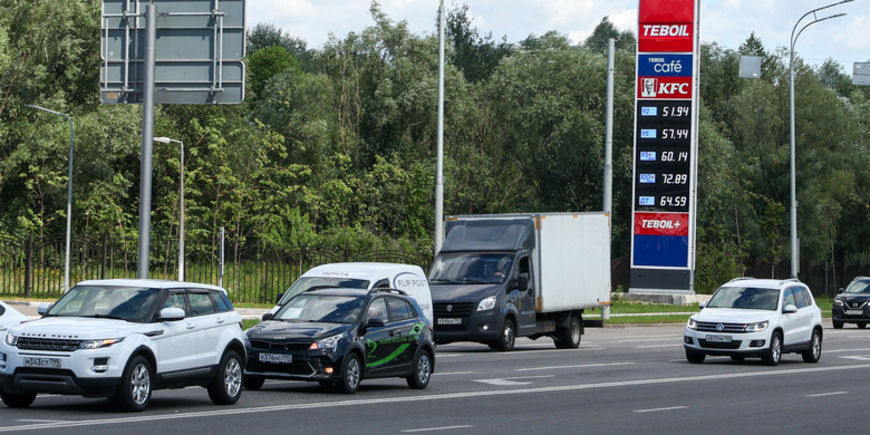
685,349,705,364
762,332,782,366
406,349,432,390
115,355,152,412
244,375,265,390
730,355,745,361
802,329,822,363
494,318,516,351
0,388,36,408
208,350,243,405
858,322,867,329
338,353,361,394
555,317,582,349
833,320,844,329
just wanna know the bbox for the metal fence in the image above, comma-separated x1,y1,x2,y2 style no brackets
0,232,430,304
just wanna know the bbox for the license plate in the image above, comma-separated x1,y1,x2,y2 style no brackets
706,335,732,343
259,353,292,364
846,310,863,315
23,357,61,368
437,318,462,325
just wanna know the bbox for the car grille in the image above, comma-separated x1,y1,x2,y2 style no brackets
17,337,80,352
434,302,475,318
695,322,747,333
698,339,742,350
246,358,317,376
249,340,311,352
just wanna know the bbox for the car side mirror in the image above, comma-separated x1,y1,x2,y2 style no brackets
262,312,274,321
698,301,707,309
515,274,529,292
158,307,185,321
838,288,844,294
783,304,798,314
275,292,284,306
37,302,53,315
366,318,386,328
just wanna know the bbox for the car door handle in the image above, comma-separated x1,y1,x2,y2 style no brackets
216,318,225,324
186,323,195,330
389,330,399,337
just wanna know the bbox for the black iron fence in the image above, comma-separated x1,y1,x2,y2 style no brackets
0,233,430,304
2,233,868,301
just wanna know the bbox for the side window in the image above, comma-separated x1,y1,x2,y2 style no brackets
188,292,216,316
162,292,188,315
794,287,809,309
0,305,5,316
782,288,796,309
365,298,388,323
213,291,230,312
387,297,414,321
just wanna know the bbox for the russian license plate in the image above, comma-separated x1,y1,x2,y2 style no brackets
259,353,292,364
23,357,61,368
706,335,732,343
846,310,863,315
437,318,462,325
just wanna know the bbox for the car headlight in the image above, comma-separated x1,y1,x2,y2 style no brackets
686,317,697,330
309,333,343,351
745,321,769,332
477,295,497,311
833,299,844,306
78,338,124,350
4,333,18,347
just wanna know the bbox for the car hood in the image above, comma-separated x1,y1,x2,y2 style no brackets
694,308,776,323
247,321,354,342
8,317,146,339
839,294,870,306
429,283,503,303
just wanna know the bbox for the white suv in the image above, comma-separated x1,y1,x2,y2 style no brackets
684,278,823,366
0,279,246,411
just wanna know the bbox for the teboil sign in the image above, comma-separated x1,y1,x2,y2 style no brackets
630,0,700,293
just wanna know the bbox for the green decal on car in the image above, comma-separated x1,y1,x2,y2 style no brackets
367,344,411,368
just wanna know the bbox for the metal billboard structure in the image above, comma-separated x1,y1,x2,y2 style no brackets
100,0,245,105
629,0,701,294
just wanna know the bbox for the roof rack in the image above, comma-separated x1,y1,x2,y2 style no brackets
368,288,407,296
727,277,755,283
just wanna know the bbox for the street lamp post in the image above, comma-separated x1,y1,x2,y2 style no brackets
153,137,185,281
788,0,851,278
26,104,74,293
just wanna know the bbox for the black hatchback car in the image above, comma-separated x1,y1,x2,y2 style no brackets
243,288,434,394
833,277,870,329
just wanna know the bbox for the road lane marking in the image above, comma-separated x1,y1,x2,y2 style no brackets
637,344,683,349
434,371,476,376
824,348,870,353
515,362,635,372
634,406,688,413
401,425,474,433
618,337,676,343
6,363,870,433
15,421,70,424
806,391,848,397
839,356,870,361
475,375,555,386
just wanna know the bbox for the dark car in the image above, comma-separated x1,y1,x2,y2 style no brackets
243,288,434,394
833,277,870,329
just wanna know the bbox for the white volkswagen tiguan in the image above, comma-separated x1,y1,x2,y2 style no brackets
0,279,246,411
684,278,823,366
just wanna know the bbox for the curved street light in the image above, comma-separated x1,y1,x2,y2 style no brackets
153,137,185,281
788,0,852,278
25,104,74,293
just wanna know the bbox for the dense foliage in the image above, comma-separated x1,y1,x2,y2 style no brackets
1,1,869,291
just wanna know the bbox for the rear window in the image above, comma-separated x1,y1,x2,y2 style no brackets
214,290,232,312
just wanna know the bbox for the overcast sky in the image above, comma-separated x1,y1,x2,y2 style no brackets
247,0,869,71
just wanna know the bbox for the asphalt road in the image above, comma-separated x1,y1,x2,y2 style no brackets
3,323,870,435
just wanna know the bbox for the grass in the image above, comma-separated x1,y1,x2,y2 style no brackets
243,318,260,330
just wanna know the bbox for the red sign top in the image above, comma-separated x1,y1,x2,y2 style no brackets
634,212,690,236
639,0,694,24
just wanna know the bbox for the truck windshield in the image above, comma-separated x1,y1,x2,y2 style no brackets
278,277,369,305
429,253,514,284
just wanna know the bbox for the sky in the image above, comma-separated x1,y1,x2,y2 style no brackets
247,0,870,72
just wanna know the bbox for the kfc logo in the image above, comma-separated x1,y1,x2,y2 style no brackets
638,77,692,99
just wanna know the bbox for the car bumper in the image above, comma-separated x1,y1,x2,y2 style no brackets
832,306,870,322
683,328,771,356
0,344,126,397
244,349,341,382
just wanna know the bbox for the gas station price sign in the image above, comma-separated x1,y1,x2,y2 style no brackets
634,100,692,213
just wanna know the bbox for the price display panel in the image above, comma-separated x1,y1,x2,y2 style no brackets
634,100,692,213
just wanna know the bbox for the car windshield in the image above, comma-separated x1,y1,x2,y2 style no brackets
428,252,514,284
844,280,870,295
274,294,365,324
46,286,159,323
277,277,369,305
706,287,780,311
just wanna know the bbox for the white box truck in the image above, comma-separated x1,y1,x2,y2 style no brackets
428,213,611,350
